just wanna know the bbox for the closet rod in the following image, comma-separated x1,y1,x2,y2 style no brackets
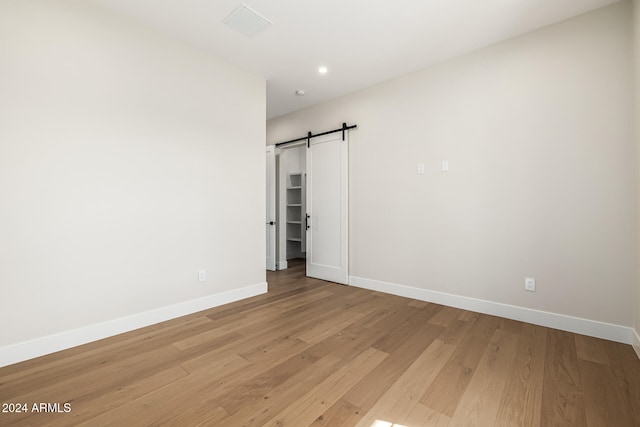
275,122,357,148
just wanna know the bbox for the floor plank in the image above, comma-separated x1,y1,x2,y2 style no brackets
355,339,455,427
263,347,388,427
495,323,547,427
580,358,634,427
309,398,364,427
574,334,610,366
419,314,499,417
447,329,519,426
605,341,640,426
343,324,444,413
540,329,587,427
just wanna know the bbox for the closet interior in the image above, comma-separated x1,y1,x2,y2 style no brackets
277,145,306,266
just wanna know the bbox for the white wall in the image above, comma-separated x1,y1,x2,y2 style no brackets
268,3,635,335
0,0,265,360
633,0,640,355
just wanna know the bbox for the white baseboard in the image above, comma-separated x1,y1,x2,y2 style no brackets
633,328,640,360
278,260,288,270
0,282,267,368
349,276,634,345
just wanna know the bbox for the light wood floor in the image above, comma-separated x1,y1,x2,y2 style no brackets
1,259,639,426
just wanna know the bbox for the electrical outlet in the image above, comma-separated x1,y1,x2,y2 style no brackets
525,277,536,292
417,163,425,175
198,270,206,282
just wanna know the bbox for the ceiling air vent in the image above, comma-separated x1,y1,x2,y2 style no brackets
223,4,272,38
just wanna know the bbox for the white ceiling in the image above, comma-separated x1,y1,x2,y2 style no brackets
90,0,621,119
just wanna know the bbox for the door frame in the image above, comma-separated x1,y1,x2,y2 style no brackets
274,142,307,270
265,145,276,271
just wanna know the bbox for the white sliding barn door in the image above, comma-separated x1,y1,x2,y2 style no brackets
265,145,276,271
306,132,348,284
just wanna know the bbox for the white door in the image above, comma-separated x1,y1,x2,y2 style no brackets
265,145,276,271
306,132,348,284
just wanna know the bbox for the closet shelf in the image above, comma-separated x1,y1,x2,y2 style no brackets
286,172,305,259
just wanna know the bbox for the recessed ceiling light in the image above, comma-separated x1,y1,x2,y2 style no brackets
295,90,305,96
318,66,328,74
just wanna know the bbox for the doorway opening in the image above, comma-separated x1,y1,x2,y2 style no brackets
277,143,307,268
266,123,355,285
